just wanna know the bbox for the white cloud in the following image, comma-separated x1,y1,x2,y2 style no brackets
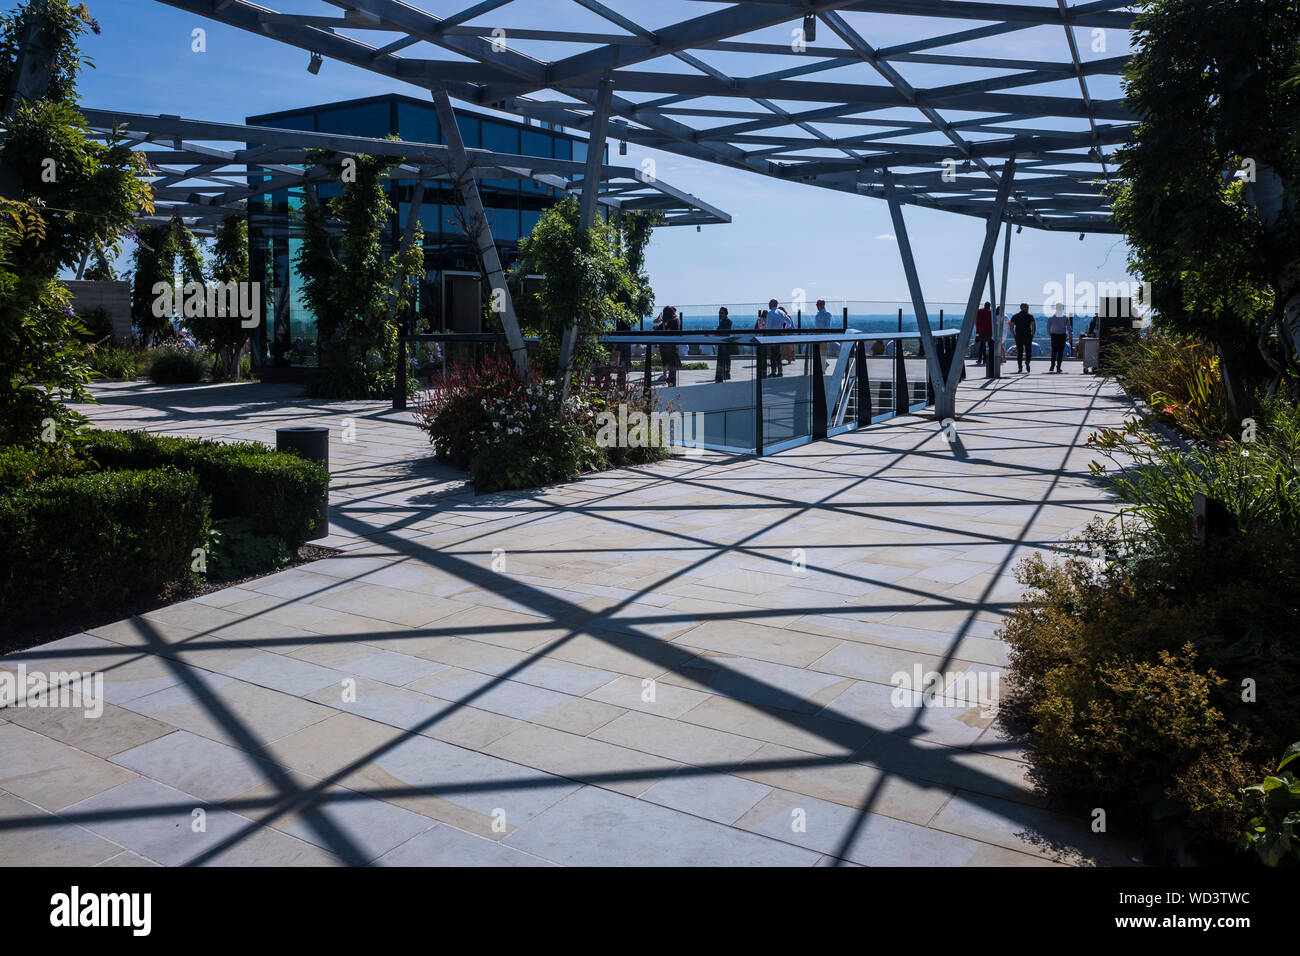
875,233,896,241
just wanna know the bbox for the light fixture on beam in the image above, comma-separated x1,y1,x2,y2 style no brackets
307,51,323,75
803,14,816,42
619,140,627,155
1016,225,1023,234
1079,233,1085,240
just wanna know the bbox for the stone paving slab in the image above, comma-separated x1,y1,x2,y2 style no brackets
0,370,1139,865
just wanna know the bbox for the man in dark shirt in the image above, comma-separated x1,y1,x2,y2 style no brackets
1010,303,1037,372
974,301,993,366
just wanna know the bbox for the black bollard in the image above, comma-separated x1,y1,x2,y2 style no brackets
276,426,329,541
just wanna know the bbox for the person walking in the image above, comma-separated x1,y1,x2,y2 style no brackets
1046,303,1069,373
974,300,993,366
714,306,733,382
1010,302,1036,372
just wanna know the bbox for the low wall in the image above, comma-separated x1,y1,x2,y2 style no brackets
61,280,132,342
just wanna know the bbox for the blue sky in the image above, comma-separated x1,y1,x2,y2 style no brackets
64,0,1138,314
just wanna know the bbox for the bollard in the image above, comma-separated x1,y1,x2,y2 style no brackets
276,426,329,541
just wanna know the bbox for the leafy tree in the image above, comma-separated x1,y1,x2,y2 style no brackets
511,198,649,377
294,153,423,398
129,216,203,344
613,209,662,322
189,214,249,380
0,0,152,445
1111,0,1300,415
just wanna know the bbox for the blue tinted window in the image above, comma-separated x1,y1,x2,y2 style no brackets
397,102,438,144
455,114,480,148
520,208,542,237
314,103,390,139
487,207,519,241
521,129,551,158
571,141,587,164
482,120,519,154
398,202,439,233
553,138,572,161
256,112,314,132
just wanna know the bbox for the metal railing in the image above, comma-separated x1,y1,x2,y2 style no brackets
395,327,962,456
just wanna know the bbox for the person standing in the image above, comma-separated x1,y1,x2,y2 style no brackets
974,301,993,366
653,306,682,386
765,298,792,376
814,298,838,359
1010,303,1036,372
714,306,733,382
1046,303,1069,373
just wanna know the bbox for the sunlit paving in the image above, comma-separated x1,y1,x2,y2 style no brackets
0,0,1295,936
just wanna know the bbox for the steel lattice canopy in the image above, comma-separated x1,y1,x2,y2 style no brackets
151,0,1136,234
80,108,730,235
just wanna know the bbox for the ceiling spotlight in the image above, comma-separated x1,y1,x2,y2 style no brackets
1016,225,1023,234
307,51,323,75
803,14,816,42
696,225,701,233
1079,232,1085,241
619,140,627,155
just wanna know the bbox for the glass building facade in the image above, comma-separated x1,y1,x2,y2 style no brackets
245,94,598,367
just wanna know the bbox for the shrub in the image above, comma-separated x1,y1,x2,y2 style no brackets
416,353,524,470
1088,399,1300,550
1001,514,1300,859
146,346,208,384
81,429,329,548
1239,742,1300,867
0,468,207,617
207,517,291,581
83,342,148,380
417,355,610,492
0,441,85,490
1106,330,1230,442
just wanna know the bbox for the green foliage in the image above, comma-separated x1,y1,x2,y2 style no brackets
511,199,650,376
1002,401,1300,859
206,517,290,581
81,341,147,379
0,3,154,445
81,429,329,549
0,439,84,489
1087,399,1300,549
294,153,421,398
146,345,207,384
415,354,672,491
1239,742,1300,866
1111,0,1300,407
1106,330,1231,442
75,305,112,341
0,467,208,618
188,215,250,380
1001,521,1300,860
130,218,203,344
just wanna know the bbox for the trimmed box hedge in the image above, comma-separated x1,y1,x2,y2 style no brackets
82,429,330,549
0,468,208,618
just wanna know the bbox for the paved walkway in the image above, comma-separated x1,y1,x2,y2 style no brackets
1,368,1137,866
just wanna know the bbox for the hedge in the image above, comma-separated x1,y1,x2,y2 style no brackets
82,429,329,549
0,469,208,618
